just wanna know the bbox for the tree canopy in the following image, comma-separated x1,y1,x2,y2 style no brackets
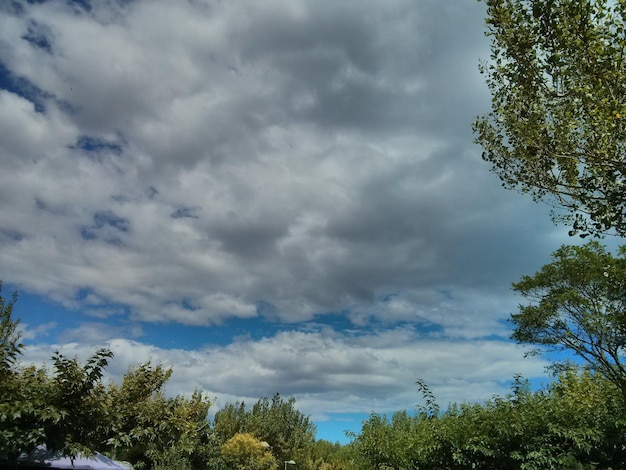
220,433,277,470
0,283,213,469
355,372,626,468
511,241,626,394
474,0,626,236
213,393,316,465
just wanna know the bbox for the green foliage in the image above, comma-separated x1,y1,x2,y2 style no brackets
0,282,22,374
0,286,108,460
0,283,31,459
1,353,213,469
308,439,364,470
220,433,277,470
308,439,362,470
0,347,113,461
0,285,214,469
0,364,50,461
45,348,113,457
213,393,316,465
354,373,626,469
474,0,626,236
511,241,626,394
104,362,212,469
416,378,440,418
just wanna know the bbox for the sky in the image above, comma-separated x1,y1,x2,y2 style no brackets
0,0,592,444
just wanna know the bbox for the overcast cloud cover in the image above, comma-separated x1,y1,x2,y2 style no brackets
0,0,574,441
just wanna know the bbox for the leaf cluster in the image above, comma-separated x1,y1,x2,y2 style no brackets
220,432,277,470
0,283,213,469
474,0,626,236
355,372,626,469
511,241,626,394
213,393,316,465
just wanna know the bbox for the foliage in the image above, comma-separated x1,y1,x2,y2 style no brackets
103,362,212,469
307,439,364,470
354,372,626,469
1,354,213,469
0,286,115,460
0,286,214,469
213,393,316,465
0,347,113,461
0,282,21,374
45,348,114,457
0,363,50,462
0,283,33,460
220,433,277,470
511,241,626,394
416,378,440,418
474,0,626,236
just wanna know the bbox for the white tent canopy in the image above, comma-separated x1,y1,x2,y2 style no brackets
12,446,129,469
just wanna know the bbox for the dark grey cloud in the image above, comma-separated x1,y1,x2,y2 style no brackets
0,0,571,332
224,0,490,138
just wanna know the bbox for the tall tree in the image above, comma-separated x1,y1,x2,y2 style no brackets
44,348,113,457
0,283,213,468
213,393,316,464
511,241,626,394
0,282,21,374
103,362,212,468
474,0,626,236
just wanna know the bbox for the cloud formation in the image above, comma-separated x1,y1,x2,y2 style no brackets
0,0,573,437
0,0,565,325
21,327,549,424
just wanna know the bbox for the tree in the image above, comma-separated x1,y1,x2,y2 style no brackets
308,440,362,470
0,345,114,463
44,348,113,457
474,0,626,236
220,433,277,470
213,393,316,464
0,282,21,374
0,284,55,461
511,241,626,394
0,283,213,468
103,362,212,469
355,373,626,468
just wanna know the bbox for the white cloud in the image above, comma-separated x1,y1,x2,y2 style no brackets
20,322,57,341
19,328,549,420
0,0,568,326
0,0,575,431
55,322,144,344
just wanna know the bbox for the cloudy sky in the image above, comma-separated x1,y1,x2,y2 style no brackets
0,0,583,442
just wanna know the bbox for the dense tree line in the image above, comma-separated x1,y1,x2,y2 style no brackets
355,372,626,469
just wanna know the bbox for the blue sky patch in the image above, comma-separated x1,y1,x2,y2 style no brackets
171,207,199,219
73,136,123,155
22,20,53,53
0,61,49,112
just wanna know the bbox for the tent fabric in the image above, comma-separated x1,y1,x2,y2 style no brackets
10,446,128,469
